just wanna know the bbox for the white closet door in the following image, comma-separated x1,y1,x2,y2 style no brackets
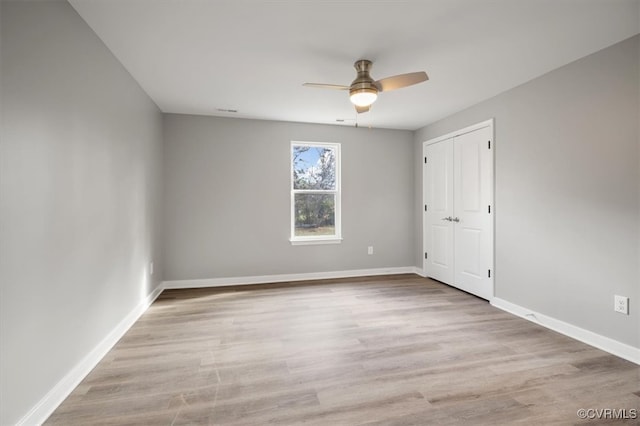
423,121,494,301
423,139,454,285
453,126,493,300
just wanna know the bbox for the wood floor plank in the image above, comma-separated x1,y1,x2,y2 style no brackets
45,274,640,425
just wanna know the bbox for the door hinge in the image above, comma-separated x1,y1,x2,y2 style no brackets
424,204,427,212
488,140,491,149
488,205,491,214
425,252,428,259
424,156,427,164
488,269,491,278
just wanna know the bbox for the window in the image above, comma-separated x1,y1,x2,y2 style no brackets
291,142,341,244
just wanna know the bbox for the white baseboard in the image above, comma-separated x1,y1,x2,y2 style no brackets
413,267,426,277
163,266,422,289
17,283,165,426
491,297,640,365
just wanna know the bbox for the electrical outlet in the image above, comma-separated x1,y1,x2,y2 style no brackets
149,262,154,276
367,246,374,255
614,295,628,315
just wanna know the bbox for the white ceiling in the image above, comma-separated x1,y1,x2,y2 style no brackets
69,0,639,131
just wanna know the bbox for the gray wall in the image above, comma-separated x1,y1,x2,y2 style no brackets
413,35,640,348
1,1,636,423
163,114,414,280
0,1,164,424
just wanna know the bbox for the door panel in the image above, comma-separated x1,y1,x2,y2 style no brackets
423,139,454,285
458,227,482,278
431,224,450,267
432,155,449,211
454,126,493,300
460,140,481,212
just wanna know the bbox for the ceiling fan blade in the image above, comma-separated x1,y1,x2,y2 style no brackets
375,71,428,92
303,83,349,90
355,105,370,114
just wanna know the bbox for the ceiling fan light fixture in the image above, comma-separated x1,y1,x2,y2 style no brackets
349,87,378,107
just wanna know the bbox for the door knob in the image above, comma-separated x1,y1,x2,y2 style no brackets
452,217,460,222
441,216,453,221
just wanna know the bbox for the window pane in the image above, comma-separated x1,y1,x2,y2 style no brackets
294,193,335,237
292,145,336,190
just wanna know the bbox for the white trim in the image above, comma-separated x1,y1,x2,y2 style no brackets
413,266,427,277
422,118,494,147
17,284,165,426
491,297,640,365
290,237,343,245
163,267,419,289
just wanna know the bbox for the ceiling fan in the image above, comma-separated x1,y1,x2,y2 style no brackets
303,59,428,113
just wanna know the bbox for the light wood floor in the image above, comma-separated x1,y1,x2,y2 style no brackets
47,274,640,425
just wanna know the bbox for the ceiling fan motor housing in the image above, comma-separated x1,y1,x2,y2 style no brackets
350,59,379,97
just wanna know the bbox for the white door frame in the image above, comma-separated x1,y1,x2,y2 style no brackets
422,118,495,299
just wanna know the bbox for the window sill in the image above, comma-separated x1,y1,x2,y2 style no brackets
290,237,343,246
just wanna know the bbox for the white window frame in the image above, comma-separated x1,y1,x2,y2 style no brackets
290,141,342,245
